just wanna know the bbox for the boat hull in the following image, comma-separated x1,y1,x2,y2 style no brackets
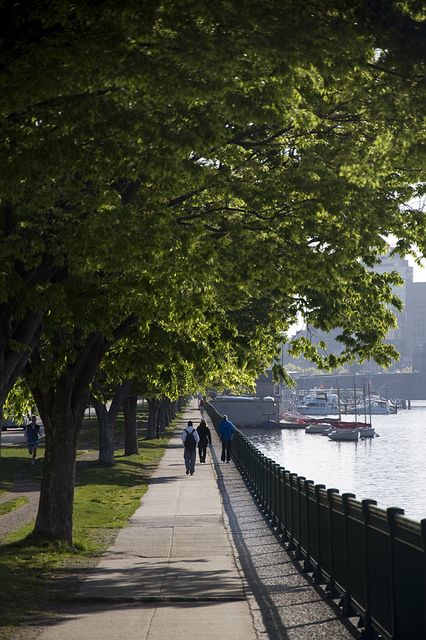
328,429,359,441
305,424,331,434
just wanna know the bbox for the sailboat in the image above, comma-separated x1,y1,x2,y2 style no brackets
327,377,377,441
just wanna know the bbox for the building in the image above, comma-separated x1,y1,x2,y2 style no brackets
280,251,426,371
373,252,413,369
406,282,426,371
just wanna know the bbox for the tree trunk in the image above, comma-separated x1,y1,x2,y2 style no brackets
25,320,136,545
92,398,115,466
158,398,169,435
0,395,4,455
123,393,138,455
147,397,160,439
91,381,132,465
29,371,89,545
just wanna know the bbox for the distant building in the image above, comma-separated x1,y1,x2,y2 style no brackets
255,369,278,397
406,282,426,371
373,252,413,369
280,251,426,372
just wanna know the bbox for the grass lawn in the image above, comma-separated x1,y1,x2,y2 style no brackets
0,408,176,637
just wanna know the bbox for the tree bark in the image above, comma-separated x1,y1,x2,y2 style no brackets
29,368,91,544
91,398,114,466
146,397,160,439
91,381,132,465
158,398,169,435
123,393,138,455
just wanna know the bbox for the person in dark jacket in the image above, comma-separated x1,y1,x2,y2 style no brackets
196,418,212,463
26,415,41,465
181,420,200,475
219,414,236,463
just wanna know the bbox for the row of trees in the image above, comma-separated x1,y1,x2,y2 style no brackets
1,1,425,544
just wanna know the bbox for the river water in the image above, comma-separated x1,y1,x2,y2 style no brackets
240,401,426,522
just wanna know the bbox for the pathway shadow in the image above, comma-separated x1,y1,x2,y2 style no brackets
212,447,360,640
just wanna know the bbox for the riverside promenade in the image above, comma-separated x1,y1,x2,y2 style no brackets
36,403,357,640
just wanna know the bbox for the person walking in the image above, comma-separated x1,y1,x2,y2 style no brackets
219,414,236,463
181,420,200,475
26,415,41,465
196,418,212,463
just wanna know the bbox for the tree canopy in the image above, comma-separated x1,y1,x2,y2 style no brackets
1,0,425,541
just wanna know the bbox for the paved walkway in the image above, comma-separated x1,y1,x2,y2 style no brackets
33,402,357,640
36,404,257,640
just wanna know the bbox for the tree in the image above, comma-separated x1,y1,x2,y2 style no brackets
1,1,425,545
90,379,133,466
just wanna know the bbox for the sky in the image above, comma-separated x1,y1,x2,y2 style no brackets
408,255,426,282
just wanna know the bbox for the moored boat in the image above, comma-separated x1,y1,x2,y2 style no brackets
305,423,332,434
358,426,376,438
328,428,360,442
296,390,339,416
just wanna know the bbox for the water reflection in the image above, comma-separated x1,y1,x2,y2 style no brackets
240,403,426,521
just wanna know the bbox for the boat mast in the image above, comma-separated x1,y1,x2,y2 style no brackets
367,378,373,427
363,378,368,425
337,379,342,421
353,375,358,425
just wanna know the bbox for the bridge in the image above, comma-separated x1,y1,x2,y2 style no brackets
293,371,426,400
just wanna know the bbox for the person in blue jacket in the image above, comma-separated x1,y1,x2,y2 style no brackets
219,414,236,463
26,415,41,465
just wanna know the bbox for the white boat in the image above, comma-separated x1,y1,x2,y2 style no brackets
346,398,395,415
358,426,376,438
296,391,339,416
305,423,331,434
328,429,359,442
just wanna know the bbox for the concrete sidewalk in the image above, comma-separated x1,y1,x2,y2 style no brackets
37,404,257,640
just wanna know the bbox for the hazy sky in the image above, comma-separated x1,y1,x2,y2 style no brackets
408,255,426,282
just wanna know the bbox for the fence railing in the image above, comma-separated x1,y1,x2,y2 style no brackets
205,402,426,640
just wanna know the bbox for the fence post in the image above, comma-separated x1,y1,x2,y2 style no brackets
360,498,377,639
386,507,404,639
302,479,314,572
286,472,298,552
259,453,266,508
272,462,279,528
295,476,305,560
341,492,356,616
279,467,288,543
313,484,326,584
326,488,340,598
386,507,404,638
254,447,261,498
266,458,274,524
422,519,426,639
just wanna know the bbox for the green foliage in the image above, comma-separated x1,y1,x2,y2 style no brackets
1,0,425,399
3,378,33,421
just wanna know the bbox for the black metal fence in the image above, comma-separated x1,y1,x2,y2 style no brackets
206,403,426,640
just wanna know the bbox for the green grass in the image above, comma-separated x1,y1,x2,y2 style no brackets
0,447,36,495
0,496,28,516
0,411,175,635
